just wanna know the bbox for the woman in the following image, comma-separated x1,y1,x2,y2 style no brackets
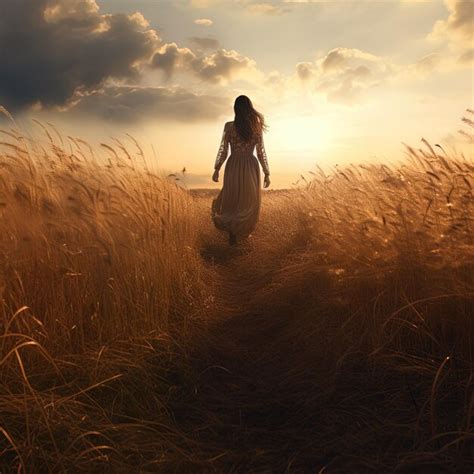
211,95,270,246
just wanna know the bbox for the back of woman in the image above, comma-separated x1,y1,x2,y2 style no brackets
211,95,270,246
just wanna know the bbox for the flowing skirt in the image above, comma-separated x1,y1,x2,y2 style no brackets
212,153,261,237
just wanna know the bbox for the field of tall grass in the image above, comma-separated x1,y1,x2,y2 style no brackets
1,107,473,472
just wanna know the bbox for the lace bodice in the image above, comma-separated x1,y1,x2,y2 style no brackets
214,121,270,175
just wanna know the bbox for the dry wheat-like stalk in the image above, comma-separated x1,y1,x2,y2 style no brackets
0,110,473,472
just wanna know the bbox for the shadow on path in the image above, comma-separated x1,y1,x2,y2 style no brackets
199,239,252,266
169,237,334,472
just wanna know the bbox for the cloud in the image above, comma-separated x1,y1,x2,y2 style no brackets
68,85,230,123
265,70,285,86
190,0,215,7
292,47,394,105
296,62,315,81
424,0,473,71
458,49,474,65
194,18,213,26
317,65,376,105
412,53,442,74
151,43,195,78
244,3,289,15
152,47,259,84
0,0,161,111
189,0,289,14
430,0,474,44
0,0,263,118
188,36,221,50
192,49,259,83
320,48,380,72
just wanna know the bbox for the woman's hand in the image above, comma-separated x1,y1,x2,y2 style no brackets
212,169,219,182
264,174,271,188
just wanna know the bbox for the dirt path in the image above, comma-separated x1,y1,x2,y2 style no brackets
157,229,473,473
170,239,331,472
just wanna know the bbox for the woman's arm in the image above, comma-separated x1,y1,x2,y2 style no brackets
256,131,270,184
214,122,230,172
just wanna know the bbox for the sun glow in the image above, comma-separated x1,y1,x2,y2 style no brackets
267,115,333,172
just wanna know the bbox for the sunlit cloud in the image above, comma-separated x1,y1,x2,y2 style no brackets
289,47,396,105
295,62,314,81
320,48,383,72
430,0,474,45
192,49,261,83
68,85,230,123
428,0,474,66
0,0,470,182
194,18,213,26
190,0,216,7
151,46,262,84
189,0,289,14
188,36,221,50
151,43,196,79
458,49,474,65
412,53,442,74
244,2,289,15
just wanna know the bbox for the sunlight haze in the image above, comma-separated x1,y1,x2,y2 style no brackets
2,0,473,187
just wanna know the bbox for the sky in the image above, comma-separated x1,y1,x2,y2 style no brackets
0,0,472,187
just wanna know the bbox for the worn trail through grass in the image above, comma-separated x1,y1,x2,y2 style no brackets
170,236,336,473
165,218,474,473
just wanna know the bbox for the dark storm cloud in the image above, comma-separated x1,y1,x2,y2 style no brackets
69,86,230,123
0,0,160,110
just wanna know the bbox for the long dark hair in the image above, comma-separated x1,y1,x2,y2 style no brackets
233,95,267,142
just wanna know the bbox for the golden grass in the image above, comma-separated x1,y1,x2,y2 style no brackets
0,108,473,471
0,110,213,470
0,112,209,346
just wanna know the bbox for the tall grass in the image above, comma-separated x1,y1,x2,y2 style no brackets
0,109,208,348
0,109,211,471
203,111,473,470
1,108,473,471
